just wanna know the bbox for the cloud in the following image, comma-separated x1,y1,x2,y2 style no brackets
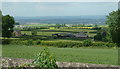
2,2,118,16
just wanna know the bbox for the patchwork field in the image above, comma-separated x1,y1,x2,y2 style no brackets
21,28,96,35
2,45,118,65
3,24,118,66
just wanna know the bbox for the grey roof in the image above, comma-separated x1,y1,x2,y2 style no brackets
73,33,88,37
52,32,88,37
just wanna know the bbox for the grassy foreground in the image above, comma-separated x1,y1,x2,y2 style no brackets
2,45,118,65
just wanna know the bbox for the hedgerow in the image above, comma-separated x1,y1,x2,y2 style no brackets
9,39,117,48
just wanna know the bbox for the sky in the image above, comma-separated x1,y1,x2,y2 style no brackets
2,2,118,17
2,0,120,2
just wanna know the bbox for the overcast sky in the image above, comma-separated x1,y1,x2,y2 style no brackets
2,2,118,17
2,0,119,2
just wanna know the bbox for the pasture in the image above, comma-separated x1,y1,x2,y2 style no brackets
3,24,118,66
21,28,97,39
2,45,118,65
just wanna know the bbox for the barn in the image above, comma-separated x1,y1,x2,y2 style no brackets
52,32,88,38
13,30,22,37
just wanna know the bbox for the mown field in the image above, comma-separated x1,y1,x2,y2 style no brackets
2,45,118,65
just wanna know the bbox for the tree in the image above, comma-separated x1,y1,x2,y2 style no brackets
0,10,2,37
31,30,37,36
2,15,15,38
14,22,20,25
83,39,92,47
32,47,58,68
106,10,120,47
94,28,108,42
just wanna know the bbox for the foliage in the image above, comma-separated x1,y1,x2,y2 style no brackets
14,22,20,25
93,42,116,47
2,15,15,38
40,41,83,48
25,39,33,46
10,39,116,48
83,39,92,46
94,32,102,41
106,10,120,47
2,39,11,44
31,30,37,36
10,39,33,45
32,47,58,68
36,40,41,45
94,28,111,42
0,10,2,37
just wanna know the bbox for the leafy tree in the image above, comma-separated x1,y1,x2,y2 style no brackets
83,39,92,47
94,28,107,41
31,30,37,36
106,10,120,47
94,32,102,41
0,10,2,22
14,22,20,25
0,10,2,37
2,15,15,38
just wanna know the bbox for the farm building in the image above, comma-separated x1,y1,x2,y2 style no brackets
52,33,74,37
52,32,88,38
13,30,22,37
73,32,88,38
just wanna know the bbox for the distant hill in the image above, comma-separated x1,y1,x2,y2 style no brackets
14,15,107,25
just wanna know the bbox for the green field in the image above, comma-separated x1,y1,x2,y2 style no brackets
21,28,96,35
2,45,118,65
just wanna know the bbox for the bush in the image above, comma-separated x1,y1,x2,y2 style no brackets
36,40,41,45
9,39,116,48
93,42,116,47
83,39,92,47
40,41,83,48
24,39,33,46
32,47,58,68
2,39,11,44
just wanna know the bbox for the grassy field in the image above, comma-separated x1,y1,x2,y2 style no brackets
21,28,97,38
2,45,118,65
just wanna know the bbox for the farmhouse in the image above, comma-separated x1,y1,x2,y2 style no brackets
13,30,22,37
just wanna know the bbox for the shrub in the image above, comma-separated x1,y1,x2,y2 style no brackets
40,41,83,48
2,39,11,44
32,47,58,68
9,39,116,48
26,39,33,45
92,42,116,47
83,39,92,47
36,40,41,45
106,43,116,47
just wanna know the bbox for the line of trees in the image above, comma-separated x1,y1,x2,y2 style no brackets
106,9,120,47
94,9,120,47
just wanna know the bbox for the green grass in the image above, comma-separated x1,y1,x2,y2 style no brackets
21,31,67,36
2,45,118,65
